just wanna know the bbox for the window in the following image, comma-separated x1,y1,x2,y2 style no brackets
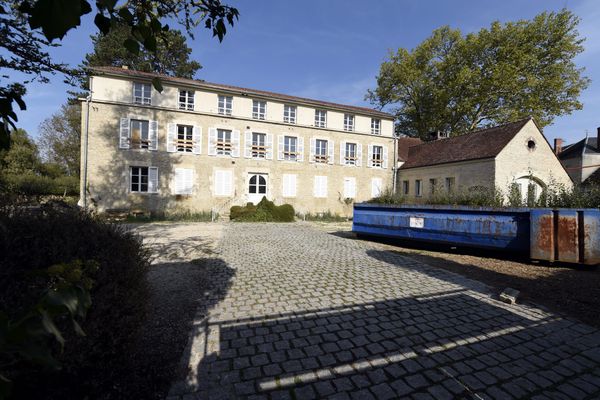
343,114,354,131
371,178,383,198
179,90,194,110
402,180,409,195
173,168,194,195
216,129,232,155
415,180,422,197
284,136,298,161
130,166,158,193
344,142,357,165
315,139,328,163
430,178,437,195
344,177,356,199
249,174,267,195
133,82,151,105
130,119,150,149
445,177,455,192
315,109,327,128
251,132,267,158
371,118,381,135
214,170,233,196
252,100,266,120
176,125,194,153
314,175,327,198
282,174,297,197
371,145,383,167
284,105,296,124
218,95,232,115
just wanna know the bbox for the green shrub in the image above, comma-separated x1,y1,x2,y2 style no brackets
0,205,150,398
368,187,405,205
124,210,215,222
230,197,295,222
302,211,348,222
0,174,78,196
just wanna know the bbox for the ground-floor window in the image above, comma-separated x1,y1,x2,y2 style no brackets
214,170,233,196
173,168,194,195
371,177,383,198
130,166,158,193
445,177,455,192
282,174,297,197
402,180,409,195
344,177,356,198
415,179,422,197
249,174,267,195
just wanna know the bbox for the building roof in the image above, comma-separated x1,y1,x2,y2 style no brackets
400,118,532,169
559,137,600,159
397,137,423,161
90,66,394,119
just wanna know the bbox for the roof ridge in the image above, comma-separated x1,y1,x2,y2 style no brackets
410,118,531,148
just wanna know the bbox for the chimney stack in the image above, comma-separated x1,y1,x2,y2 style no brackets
554,138,563,155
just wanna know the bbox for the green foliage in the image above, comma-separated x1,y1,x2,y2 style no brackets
367,187,405,205
0,259,99,397
38,103,81,176
302,211,348,222
230,197,295,222
0,174,78,196
0,206,150,398
369,9,589,139
124,210,215,223
0,129,40,175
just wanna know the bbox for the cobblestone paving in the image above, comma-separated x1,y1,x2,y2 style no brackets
169,223,600,400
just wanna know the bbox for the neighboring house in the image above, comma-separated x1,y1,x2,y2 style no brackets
396,118,573,201
79,66,395,215
556,128,600,184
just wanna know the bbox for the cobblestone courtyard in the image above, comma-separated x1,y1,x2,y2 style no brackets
166,223,600,400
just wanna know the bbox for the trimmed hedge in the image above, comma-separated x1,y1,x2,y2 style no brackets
0,173,78,196
230,197,295,222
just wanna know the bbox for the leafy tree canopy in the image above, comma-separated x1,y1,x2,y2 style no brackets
0,128,41,175
0,0,239,149
368,9,590,139
80,22,202,89
38,102,80,176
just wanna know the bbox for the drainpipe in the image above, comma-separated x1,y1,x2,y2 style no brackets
82,76,93,210
392,130,398,194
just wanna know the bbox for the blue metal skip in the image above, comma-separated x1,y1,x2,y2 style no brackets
353,203,600,265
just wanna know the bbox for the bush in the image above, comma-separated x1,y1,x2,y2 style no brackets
124,210,215,222
0,205,150,398
230,197,295,222
0,173,78,196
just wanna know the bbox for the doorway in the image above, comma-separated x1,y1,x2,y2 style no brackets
248,173,268,204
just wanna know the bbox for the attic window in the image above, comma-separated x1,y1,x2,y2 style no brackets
527,139,537,151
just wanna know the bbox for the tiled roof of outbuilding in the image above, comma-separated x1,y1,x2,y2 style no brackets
400,118,532,169
397,137,423,161
90,66,394,119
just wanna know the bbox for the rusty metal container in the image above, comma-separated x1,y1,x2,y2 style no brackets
352,203,600,265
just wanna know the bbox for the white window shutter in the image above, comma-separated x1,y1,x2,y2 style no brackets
382,145,389,169
167,123,177,152
367,144,373,168
328,139,335,164
244,131,253,158
356,144,363,167
184,169,194,194
313,176,319,197
309,138,316,163
283,174,297,197
371,177,382,198
277,135,284,161
322,176,328,197
266,134,273,160
298,137,304,162
149,120,158,150
208,128,217,156
231,130,240,158
119,118,130,149
340,141,345,165
148,167,159,193
344,177,356,198
223,170,233,195
192,126,202,154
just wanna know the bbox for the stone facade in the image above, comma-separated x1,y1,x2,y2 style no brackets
397,119,573,201
80,69,395,216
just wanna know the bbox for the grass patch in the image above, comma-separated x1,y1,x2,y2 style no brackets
301,211,348,222
124,210,215,223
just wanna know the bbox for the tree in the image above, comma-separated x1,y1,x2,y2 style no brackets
368,10,590,139
0,0,239,149
0,128,41,175
38,102,80,176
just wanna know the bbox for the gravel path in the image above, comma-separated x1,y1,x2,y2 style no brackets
167,222,600,400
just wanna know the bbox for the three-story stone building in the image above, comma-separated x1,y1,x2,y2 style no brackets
80,66,395,216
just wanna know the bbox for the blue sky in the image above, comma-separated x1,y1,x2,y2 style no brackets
12,0,600,144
